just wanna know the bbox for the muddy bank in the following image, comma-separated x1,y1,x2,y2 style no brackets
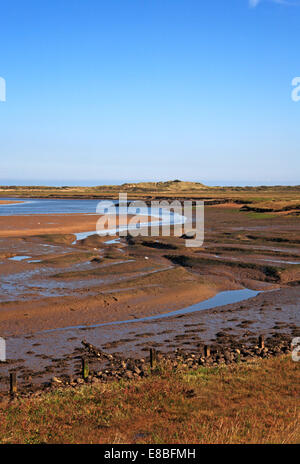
0,265,229,336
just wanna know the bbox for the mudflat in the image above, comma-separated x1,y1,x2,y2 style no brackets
0,189,299,391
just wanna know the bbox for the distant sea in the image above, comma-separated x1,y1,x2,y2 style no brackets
0,179,126,187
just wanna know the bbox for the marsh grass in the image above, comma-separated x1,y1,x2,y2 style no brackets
0,356,299,444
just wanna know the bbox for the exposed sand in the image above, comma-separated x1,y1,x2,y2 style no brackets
0,258,230,336
0,213,158,237
0,200,24,205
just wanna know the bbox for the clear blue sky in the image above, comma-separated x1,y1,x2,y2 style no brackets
0,0,299,186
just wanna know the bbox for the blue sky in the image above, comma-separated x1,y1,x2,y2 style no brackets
0,0,299,186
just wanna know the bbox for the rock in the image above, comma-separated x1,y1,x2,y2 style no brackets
224,351,232,361
242,349,250,356
181,231,196,239
51,376,62,384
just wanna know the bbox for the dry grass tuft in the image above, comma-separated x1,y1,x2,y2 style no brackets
0,356,299,444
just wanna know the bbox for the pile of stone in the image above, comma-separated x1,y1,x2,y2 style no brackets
4,334,294,399
49,336,292,388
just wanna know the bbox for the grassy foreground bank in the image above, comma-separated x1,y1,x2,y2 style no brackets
0,356,299,444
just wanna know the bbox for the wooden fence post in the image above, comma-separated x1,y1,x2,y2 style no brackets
81,358,89,380
150,348,157,368
259,335,265,349
204,345,210,358
10,372,17,396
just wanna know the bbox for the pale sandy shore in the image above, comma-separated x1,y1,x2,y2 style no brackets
0,213,158,237
0,200,24,205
